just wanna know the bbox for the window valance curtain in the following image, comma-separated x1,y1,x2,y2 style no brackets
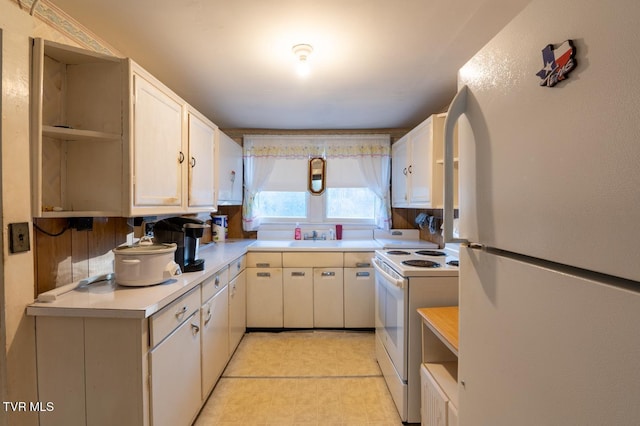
243,134,392,231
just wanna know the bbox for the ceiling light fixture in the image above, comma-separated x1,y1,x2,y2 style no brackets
292,44,313,77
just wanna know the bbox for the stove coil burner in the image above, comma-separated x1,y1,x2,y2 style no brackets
401,259,441,268
415,250,447,257
447,260,459,267
386,250,411,255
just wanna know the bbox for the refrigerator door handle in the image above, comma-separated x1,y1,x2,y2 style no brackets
444,85,468,243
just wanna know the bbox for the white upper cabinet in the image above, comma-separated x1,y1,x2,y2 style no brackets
31,38,125,217
31,39,220,217
217,131,243,205
392,113,458,209
391,134,410,207
187,108,218,211
128,64,186,214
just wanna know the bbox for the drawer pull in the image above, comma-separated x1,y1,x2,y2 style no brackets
356,262,371,268
175,306,188,319
191,323,200,335
321,271,336,277
356,271,370,277
291,271,306,277
205,311,212,326
256,263,270,268
257,272,271,278
237,262,242,271
214,276,220,288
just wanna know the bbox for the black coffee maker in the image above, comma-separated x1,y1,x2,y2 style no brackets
153,217,208,272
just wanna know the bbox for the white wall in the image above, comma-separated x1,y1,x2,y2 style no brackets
0,2,118,424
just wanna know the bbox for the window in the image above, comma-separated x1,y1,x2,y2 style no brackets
258,191,306,218
326,188,376,220
243,135,391,230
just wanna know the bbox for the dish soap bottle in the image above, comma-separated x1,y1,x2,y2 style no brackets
294,223,302,240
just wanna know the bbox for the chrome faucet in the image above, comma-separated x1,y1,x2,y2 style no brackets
303,230,326,241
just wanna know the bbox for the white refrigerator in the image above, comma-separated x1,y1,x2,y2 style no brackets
443,0,640,424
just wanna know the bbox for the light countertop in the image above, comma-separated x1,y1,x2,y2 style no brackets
26,239,254,319
26,237,430,319
248,239,382,251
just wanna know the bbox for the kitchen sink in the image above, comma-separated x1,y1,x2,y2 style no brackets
287,240,342,248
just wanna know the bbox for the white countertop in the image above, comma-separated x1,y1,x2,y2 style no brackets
26,240,254,319
26,236,437,319
248,239,382,251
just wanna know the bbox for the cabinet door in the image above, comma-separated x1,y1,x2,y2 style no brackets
408,117,433,205
132,73,185,208
283,268,314,328
344,267,374,328
188,111,217,209
313,268,344,328
150,311,201,426
218,131,243,205
246,268,283,327
229,269,246,353
421,364,448,426
201,286,229,398
391,136,409,207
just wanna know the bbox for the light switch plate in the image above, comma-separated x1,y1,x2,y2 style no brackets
9,222,30,253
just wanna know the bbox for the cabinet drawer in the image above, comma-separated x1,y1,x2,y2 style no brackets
202,267,229,302
229,255,246,280
344,252,374,268
247,252,282,268
150,287,201,347
283,252,343,267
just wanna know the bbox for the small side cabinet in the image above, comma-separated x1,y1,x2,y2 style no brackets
418,306,459,426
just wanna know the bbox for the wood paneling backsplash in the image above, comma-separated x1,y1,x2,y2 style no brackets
33,217,131,296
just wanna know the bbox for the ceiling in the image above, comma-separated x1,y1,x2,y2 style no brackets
47,0,531,130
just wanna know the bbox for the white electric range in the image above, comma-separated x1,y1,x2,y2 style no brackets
373,246,459,423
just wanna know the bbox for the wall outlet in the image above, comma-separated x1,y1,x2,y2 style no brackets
9,222,30,253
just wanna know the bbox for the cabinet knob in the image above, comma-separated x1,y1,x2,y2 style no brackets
403,167,408,176
408,165,412,174
178,151,185,163
191,323,200,334
190,156,196,168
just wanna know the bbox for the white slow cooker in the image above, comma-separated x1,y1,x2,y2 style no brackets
113,241,181,286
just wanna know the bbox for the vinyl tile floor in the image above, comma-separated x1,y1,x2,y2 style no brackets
193,330,403,426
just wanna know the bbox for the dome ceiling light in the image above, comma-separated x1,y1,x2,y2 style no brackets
292,44,313,77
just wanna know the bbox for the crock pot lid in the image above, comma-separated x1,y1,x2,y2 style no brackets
114,242,176,254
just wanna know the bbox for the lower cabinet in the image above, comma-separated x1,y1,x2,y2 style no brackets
32,258,247,426
229,268,246,353
343,267,374,328
201,278,229,399
421,364,458,426
246,267,284,327
150,311,202,426
313,268,344,327
283,268,314,327
246,251,375,329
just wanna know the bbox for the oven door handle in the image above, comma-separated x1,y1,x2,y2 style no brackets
372,258,405,289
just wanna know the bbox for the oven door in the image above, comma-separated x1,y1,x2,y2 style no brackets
373,257,408,380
